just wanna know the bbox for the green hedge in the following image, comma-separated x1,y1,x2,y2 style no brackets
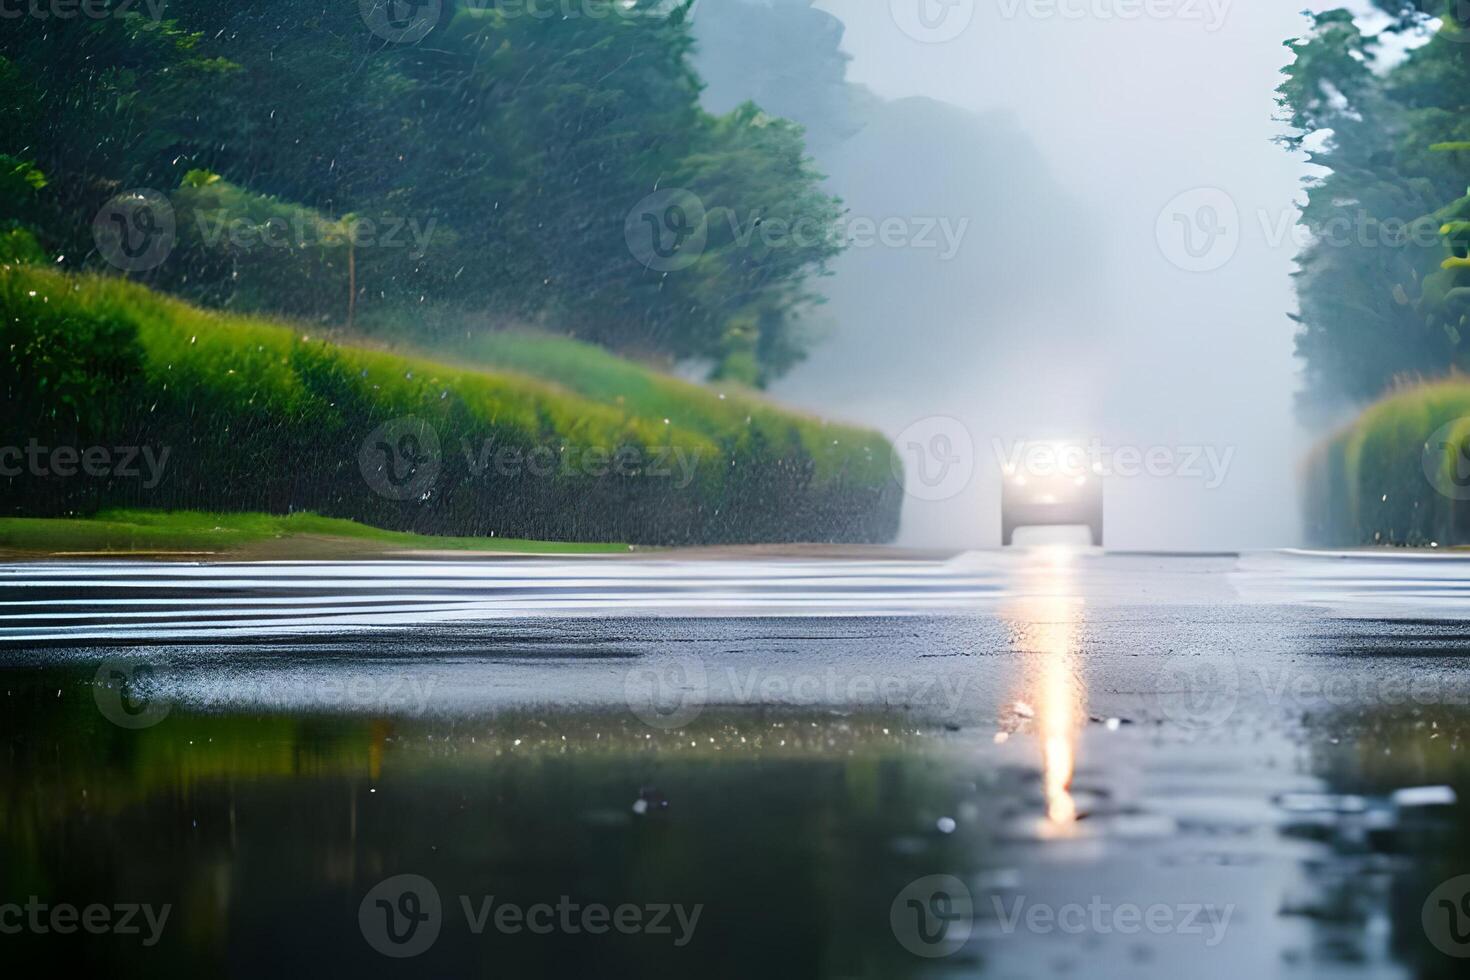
1303,378,1470,546
0,264,901,544
449,330,893,487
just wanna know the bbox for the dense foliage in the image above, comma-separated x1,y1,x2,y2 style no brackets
0,264,900,544
1280,4,1470,418
1301,378,1470,546
0,1,844,384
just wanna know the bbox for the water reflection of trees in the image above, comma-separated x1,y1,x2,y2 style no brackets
0,666,977,977
1301,706,1470,978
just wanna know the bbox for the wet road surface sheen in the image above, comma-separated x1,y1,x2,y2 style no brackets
1,547,1468,977
4,548,1470,643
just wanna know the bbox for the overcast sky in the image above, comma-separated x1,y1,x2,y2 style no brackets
783,1,1402,549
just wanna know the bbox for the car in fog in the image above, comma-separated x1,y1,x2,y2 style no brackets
1001,441,1104,546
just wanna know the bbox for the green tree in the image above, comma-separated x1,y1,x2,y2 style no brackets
0,0,843,383
1280,5,1470,416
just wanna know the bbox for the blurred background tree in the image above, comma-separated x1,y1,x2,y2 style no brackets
0,0,843,385
1281,3,1470,420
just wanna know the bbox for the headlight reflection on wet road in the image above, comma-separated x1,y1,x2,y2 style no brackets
1005,546,1087,829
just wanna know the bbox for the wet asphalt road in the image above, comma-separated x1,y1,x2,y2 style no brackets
2,547,1470,977
4,547,1470,729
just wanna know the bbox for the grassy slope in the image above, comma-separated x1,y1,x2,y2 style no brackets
0,509,630,556
2,264,902,545
447,331,892,485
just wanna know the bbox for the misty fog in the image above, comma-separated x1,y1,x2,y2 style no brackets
696,1,1346,550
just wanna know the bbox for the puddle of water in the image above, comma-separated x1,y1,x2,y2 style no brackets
1,660,1467,977
6,547,1470,975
